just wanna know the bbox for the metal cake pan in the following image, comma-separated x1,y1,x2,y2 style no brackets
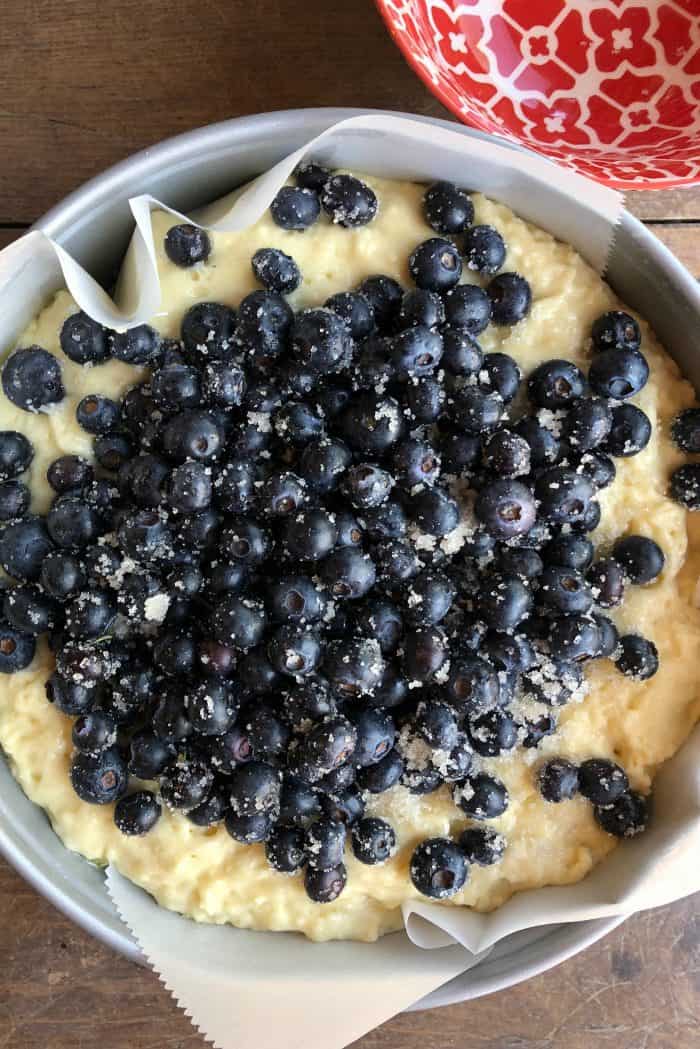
4,107,698,1007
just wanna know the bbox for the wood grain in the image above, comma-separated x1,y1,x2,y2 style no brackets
0,2,699,1047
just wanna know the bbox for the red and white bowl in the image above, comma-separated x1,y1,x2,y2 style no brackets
375,0,700,189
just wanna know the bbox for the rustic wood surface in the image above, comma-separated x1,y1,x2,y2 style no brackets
0,2,698,1046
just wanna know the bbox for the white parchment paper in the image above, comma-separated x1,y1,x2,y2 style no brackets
1,114,698,1048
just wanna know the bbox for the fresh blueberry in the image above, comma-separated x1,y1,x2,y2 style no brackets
282,508,338,561
351,817,396,865
439,429,481,475
338,392,405,455
324,637,384,696
586,558,625,608
361,500,407,541
267,574,325,624
0,621,35,672
462,224,506,275
404,376,444,424
111,325,161,365
445,655,499,712
351,598,403,655
60,312,111,364
181,301,237,361
409,238,462,292
357,748,405,793
324,291,375,339
271,185,320,230
3,585,56,635
0,481,30,520
292,716,357,783
47,494,100,549
454,387,504,433
441,328,483,376
443,284,491,334
93,432,134,472
76,394,121,435
528,359,585,409
2,347,64,412
539,565,593,615
514,416,560,468
265,824,307,872
612,535,664,585
0,516,53,581
410,486,459,536
410,838,467,899
564,397,612,452
478,573,532,631
594,791,649,838
482,430,531,477
591,310,641,353
162,410,223,462
535,467,594,526
187,785,231,827
423,181,474,235
671,408,700,453
225,811,273,844
390,325,443,378
305,817,346,870
304,862,347,902
319,547,376,600
475,479,536,539
454,772,509,820
0,431,32,481
574,450,616,490
291,307,352,374
210,593,266,650
578,758,628,805
321,174,377,227
602,404,651,458
397,289,445,330
201,361,246,410
358,275,403,332
480,353,522,403
267,625,321,677
251,247,301,295
538,758,580,802
295,162,331,192
671,463,700,509
128,732,175,779
151,364,202,412
487,273,531,325
164,224,211,267
114,791,161,835
548,614,600,663
589,348,649,400
459,826,505,866
467,708,517,757
70,747,128,805
615,634,659,679
402,625,448,684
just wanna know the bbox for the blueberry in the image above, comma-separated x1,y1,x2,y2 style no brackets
440,429,481,475
423,181,474,235
361,501,407,541
397,289,445,330
578,758,628,805
0,621,35,672
413,699,458,749
528,359,585,409
592,613,619,659
282,508,338,561
210,593,266,650
478,573,532,631
201,361,246,410
445,655,499,712
352,338,394,391
564,398,613,452
334,510,365,549
467,708,517,756
0,516,53,581
48,455,94,496
515,416,560,468
548,614,600,663
575,450,616,490
357,748,405,793
0,481,30,520
128,732,175,779
187,785,231,827
183,678,237,737
319,547,376,600
258,472,306,517
318,763,359,798
159,759,213,814
267,625,321,678
47,494,100,550
325,291,375,339
60,311,111,364
454,772,508,820
271,185,320,230
266,824,307,872
94,432,134,472
402,764,442,795
117,509,171,562
352,599,403,655
292,716,357,783
594,791,649,838
592,310,641,353
304,862,347,902
250,246,301,294
390,325,443,378
0,431,32,481
671,408,700,453
162,410,223,462
538,758,579,802
462,224,506,275
225,811,273,843
671,463,700,510
482,430,530,477
539,565,593,615
410,838,467,899
267,574,325,624
454,387,504,433
343,463,394,509
545,537,596,570
410,486,459,537
212,459,256,515
279,774,323,826
402,625,448,683
3,585,56,635
441,328,483,375
44,670,95,714
585,558,625,608
615,634,659,679
443,284,491,334
164,223,211,267
295,162,331,192
535,467,594,526
111,324,161,365
487,272,531,325
181,301,237,361
324,637,384,696
496,546,543,580
522,713,557,749
349,708,395,767
409,238,462,292
70,746,127,805
151,363,202,412
305,817,346,870
602,404,651,458
73,396,119,439
589,348,649,401
459,827,505,869
2,347,64,412
243,704,291,761
480,353,522,403
404,569,454,626
321,174,377,227
152,634,197,679
293,309,354,378
338,392,405,456
114,790,161,835
475,479,536,539
612,535,664,585
349,817,395,865
404,377,445,424
358,275,403,332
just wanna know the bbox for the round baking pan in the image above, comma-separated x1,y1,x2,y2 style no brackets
3,107,696,1006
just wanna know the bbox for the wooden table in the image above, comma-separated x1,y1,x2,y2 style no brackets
0,2,698,1046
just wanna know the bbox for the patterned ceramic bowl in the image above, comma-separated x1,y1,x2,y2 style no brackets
375,0,700,189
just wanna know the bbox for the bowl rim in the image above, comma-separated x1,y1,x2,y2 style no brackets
373,0,700,192
3,104,674,1003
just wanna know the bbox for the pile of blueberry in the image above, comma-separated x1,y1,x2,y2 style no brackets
0,169,683,905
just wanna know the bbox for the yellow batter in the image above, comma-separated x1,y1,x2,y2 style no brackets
1,175,699,942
